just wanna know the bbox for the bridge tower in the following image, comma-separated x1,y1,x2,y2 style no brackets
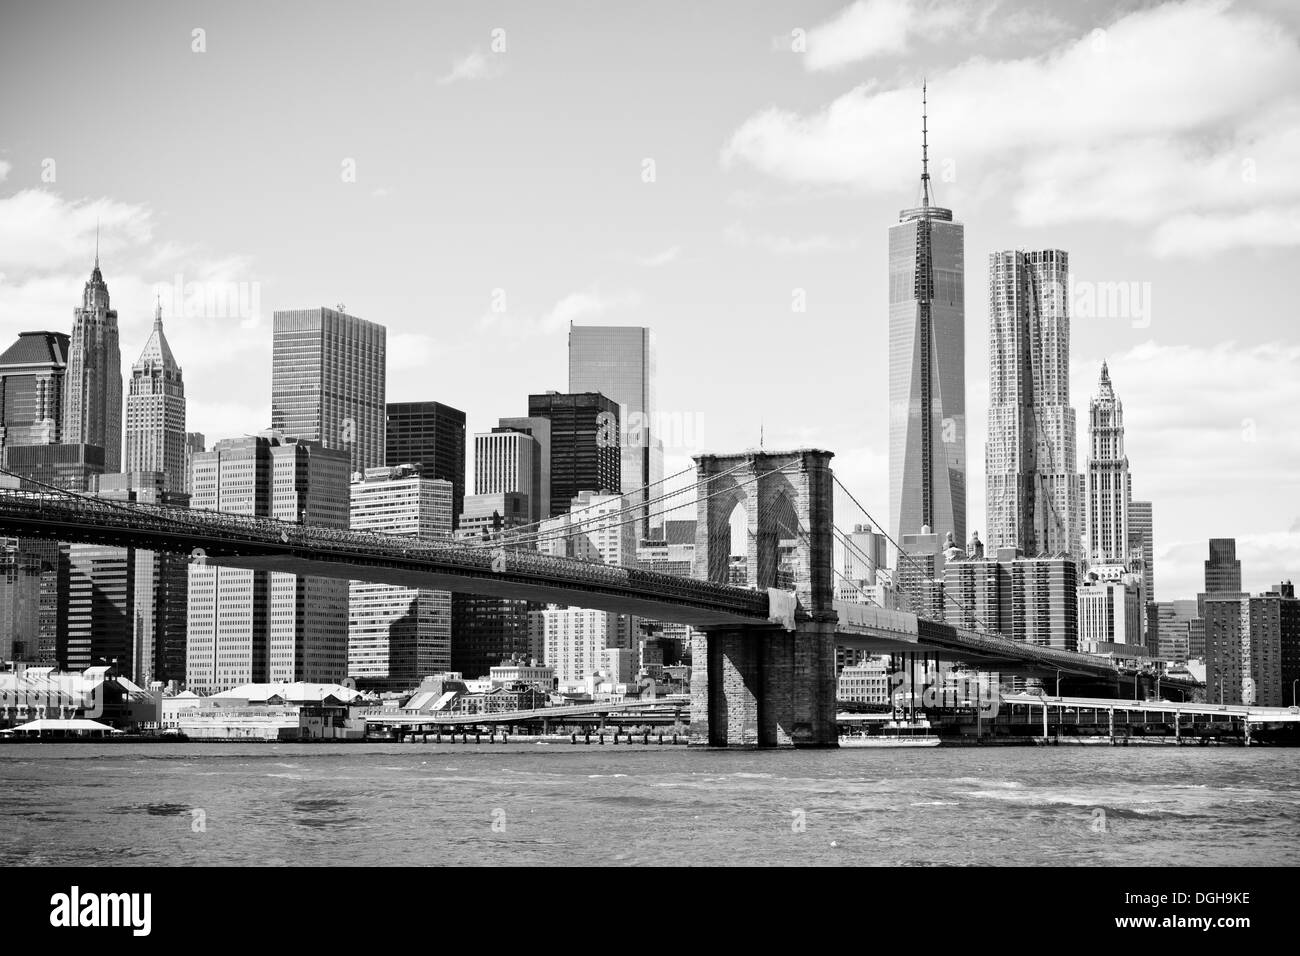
689,449,838,747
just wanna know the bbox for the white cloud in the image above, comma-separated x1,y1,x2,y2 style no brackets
634,246,681,268
0,188,269,447
0,160,10,183
1077,340,1300,599
726,0,1300,255
804,0,970,71
723,222,859,255
0,190,154,272
477,287,643,338
437,48,505,85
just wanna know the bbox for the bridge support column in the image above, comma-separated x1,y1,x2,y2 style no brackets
689,622,837,748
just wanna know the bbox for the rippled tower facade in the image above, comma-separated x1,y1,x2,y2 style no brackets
888,91,965,553
985,250,1079,558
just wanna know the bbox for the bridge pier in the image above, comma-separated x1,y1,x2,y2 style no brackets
689,622,837,748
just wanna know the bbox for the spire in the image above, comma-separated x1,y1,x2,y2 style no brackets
1097,360,1114,399
920,80,931,208
95,219,100,269
154,293,163,330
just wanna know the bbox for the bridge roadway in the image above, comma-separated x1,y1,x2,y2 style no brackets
0,489,1119,680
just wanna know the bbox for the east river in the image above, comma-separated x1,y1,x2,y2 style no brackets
2,744,1296,866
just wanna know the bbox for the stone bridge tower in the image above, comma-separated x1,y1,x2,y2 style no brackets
689,449,838,747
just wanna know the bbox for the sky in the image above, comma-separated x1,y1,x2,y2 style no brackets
1,0,1298,601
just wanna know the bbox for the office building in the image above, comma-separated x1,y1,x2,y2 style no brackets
67,473,189,684
895,526,946,620
0,543,41,662
568,325,664,536
272,307,386,475
124,298,187,491
386,400,467,525
527,391,620,518
837,658,891,705
186,434,349,692
1077,574,1143,654
1084,363,1130,564
1149,599,1204,663
530,605,638,687
1200,538,1244,613
943,542,1078,651
63,255,123,472
537,490,638,567
888,88,966,557
474,427,543,524
184,432,205,494
985,250,1079,558
1129,499,1154,604
348,466,453,691
0,331,69,449
2,443,104,668
1204,589,1297,706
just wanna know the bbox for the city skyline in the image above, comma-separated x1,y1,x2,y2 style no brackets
3,0,1300,601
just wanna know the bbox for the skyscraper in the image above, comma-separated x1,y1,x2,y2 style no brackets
186,433,349,691
124,298,186,491
474,427,543,524
63,255,123,471
985,250,1079,558
1128,499,1154,603
527,391,620,518
385,400,467,525
889,87,965,554
0,331,69,449
349,466,453,690
68,472,189,685
568,325,664,535
1204,538,1243,594
272,307,386,475
1084,362,1130,563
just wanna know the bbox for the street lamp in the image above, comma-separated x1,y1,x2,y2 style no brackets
1055,668,1062,699
1293,678,1298,708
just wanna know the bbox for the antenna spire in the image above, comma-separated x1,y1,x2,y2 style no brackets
920,80,931,207
95,219,100,269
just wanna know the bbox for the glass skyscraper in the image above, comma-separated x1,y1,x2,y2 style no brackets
527,391,620,518
385,400,467,526
272,307,386,476
888,90,965,555
985,249,1079,558
0,331,69,449
568,325,663,535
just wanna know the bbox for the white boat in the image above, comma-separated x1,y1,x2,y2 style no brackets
839,733,941,748
838,716,940,747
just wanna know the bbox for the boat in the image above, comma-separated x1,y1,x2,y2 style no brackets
838,715,940,747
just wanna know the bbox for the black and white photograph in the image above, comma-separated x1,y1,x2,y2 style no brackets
0,0,1293,928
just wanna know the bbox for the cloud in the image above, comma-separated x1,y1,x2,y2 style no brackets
723,222,859,255
0,160,10,183
634,246,681,268
0,188,268,448
725,0,1300,255
1075,340,1300,599
477,287,643,338
437,48,505,85
0,190,154,272
803,0,970,71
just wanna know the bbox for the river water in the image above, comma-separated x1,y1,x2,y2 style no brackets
2,743,1296,866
